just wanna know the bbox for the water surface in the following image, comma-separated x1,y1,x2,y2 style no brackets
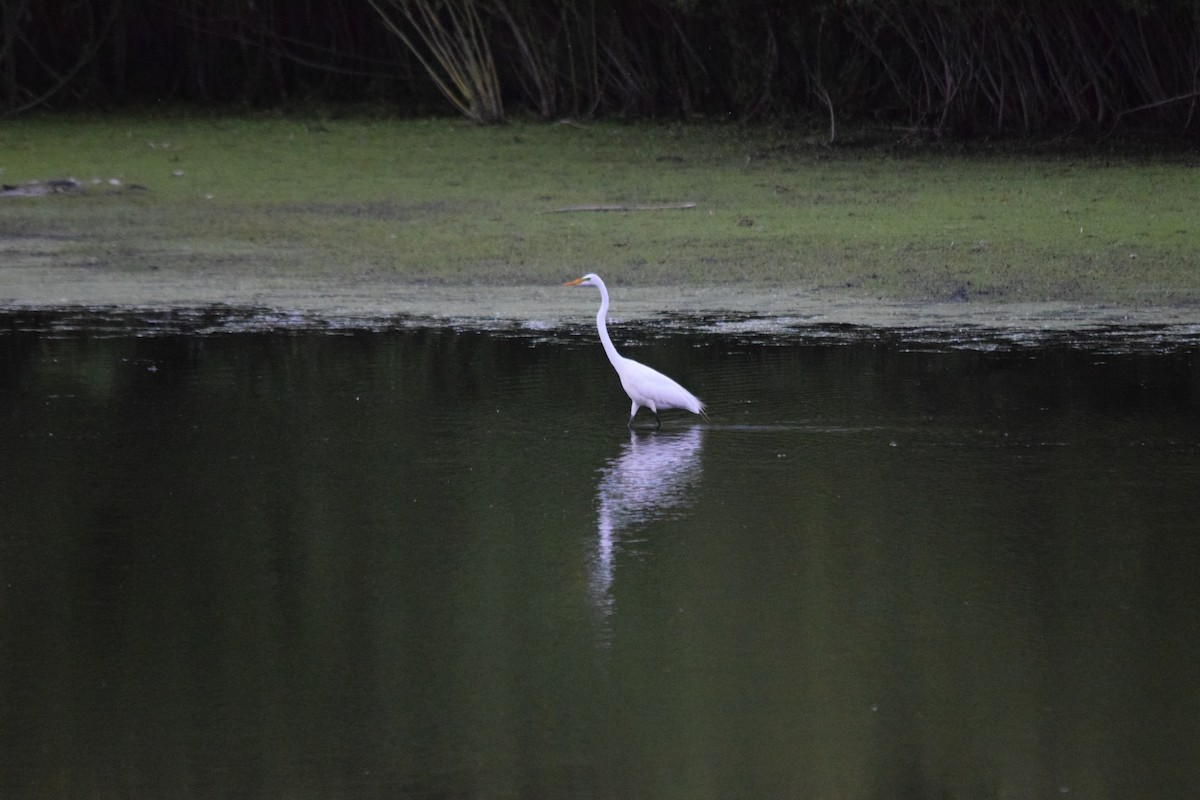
2,310,1199,799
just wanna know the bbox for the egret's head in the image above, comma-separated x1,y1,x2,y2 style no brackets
563,273,600,287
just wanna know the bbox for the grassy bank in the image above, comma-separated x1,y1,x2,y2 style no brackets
2,113,1199,306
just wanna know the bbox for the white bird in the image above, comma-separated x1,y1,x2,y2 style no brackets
564,273,706,428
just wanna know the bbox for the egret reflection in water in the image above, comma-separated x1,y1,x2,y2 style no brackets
589,427,704,633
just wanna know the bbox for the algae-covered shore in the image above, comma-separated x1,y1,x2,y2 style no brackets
3,114,1199,331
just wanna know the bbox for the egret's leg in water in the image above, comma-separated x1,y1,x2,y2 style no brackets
628,411,662,429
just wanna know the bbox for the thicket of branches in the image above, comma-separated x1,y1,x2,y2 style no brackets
3,0,1200,136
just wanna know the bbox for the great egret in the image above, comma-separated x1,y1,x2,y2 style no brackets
564,273,706,428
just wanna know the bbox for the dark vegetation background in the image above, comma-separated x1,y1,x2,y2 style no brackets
4,0,1200,138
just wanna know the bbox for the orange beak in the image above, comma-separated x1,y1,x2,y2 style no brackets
563,277,585,286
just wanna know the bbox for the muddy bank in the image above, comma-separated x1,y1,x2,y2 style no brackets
4,264,1200,336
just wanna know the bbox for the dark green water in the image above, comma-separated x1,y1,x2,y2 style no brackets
2,311,1199,799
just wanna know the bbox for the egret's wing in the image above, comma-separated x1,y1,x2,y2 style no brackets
618,358,704,413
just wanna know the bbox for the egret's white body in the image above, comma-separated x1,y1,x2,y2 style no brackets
565,273,706,427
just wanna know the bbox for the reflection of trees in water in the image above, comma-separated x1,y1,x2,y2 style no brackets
589,427,703,634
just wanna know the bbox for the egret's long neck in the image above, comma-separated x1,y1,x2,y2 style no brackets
594,281,623,367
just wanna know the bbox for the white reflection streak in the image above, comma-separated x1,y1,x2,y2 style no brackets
590,427,703,635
